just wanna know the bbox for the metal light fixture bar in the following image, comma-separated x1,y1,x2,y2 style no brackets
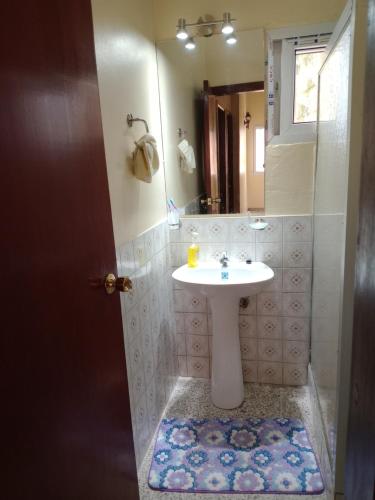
176,17,236,30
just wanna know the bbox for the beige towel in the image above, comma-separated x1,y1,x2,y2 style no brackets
133,134,159,183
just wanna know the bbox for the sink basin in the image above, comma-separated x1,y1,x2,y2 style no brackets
172,261,274,409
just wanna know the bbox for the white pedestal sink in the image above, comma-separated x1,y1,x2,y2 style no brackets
172,261,274,409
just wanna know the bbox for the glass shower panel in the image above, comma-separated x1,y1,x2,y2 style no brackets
311,22,351,470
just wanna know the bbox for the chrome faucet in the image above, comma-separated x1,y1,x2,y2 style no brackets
219,251,229,268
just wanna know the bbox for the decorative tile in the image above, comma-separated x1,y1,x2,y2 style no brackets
283,242,313,268
175,312,185,334
255,242,282,268
283,317,310,341
185,291,207,313
178,355,188,376
228,243,256,262
176,334,186,355
283,268,312,292
257,292,282,316
180,219,206,242
144,229,154,261
205,218,229,242
228,217,255,242
184,312,207,335
242,360,258,382
283,293,311,317
258,339,283,362
187,356,210,378
133,234,146,268
239,338,258,360
283,363,308,385
126,306,140,345
283,216,313,242
257,316,282,339
283,341,309,364
255,217,283,242
186,334,209,357
258,361,283,384
239,315,257,337
263,267,282,291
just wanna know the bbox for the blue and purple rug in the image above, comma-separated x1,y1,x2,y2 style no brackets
148,417,324,494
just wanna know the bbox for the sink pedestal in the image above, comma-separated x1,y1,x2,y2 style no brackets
210,295,244,409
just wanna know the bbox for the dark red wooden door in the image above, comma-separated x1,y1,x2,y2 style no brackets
0,1,139,499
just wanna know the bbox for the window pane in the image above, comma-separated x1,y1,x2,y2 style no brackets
294,48,325,123
255,127,265,173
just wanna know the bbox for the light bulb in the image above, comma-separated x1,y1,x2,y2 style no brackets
221,12,234,35
226,33,237,45
185,37,196,50
176,18,188,40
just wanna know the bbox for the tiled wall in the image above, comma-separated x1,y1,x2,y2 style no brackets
117,220,178,468
170,215,313,386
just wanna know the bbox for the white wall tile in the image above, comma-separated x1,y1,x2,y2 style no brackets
283,216,313,242
257,292,283,316
283,363,307,385
178,355,188,376
240,338,258,360
283,293,311,317
283,341,309,364
283,317,310,341
258,361,283,384
257,316,282,339
263,268,282,291
255,242,283,268
184,312,208,335
242,360,258,382
228,217,255,242
283,242,313,268
283,268,312,292
187,356,210,378
258,339,283,362
176,334,186,355
255,217,283,242
186,334,209,357
239,315,257,337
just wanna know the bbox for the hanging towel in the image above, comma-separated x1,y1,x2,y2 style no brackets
177,139,196,174
133,134,159,183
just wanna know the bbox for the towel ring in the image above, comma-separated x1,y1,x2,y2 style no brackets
127,113,149,133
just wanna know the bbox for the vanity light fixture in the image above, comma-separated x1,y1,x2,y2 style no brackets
221,12,234,35
185,37,196,50
225,33,237,45
176,13,237,49
176,18,189,40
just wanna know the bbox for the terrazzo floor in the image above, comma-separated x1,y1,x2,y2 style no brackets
138,378,330,500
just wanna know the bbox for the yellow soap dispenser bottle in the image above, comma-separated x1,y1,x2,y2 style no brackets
187,231,200,267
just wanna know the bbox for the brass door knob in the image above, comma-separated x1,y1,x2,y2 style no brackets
104,273,132,294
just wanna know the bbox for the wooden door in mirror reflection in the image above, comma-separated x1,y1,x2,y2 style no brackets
203,80,264,214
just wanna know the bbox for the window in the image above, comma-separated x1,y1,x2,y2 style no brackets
294,47,325,123
266,23,333,144
254,127,265,173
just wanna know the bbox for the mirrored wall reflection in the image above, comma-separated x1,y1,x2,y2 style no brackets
156,29,265,216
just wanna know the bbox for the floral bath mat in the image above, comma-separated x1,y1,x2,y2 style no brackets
148,417,324,494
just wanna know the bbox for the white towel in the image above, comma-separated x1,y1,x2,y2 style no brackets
178,139,196,174
133,134,159,183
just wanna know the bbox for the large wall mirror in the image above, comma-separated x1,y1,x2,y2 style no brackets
156,21,334,216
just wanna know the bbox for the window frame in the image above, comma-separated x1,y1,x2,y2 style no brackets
253,125,265,175
267,22,334,145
